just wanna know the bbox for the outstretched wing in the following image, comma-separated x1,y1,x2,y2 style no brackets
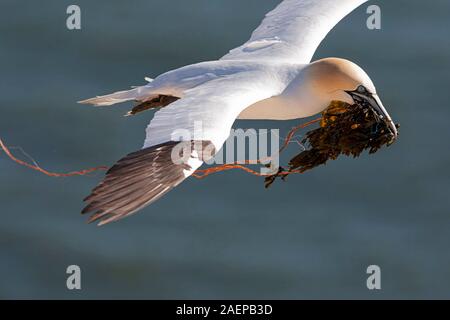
82,142,195,226
222,0,368,63
82,69,286,225
82,140,218,226
142,66,287,150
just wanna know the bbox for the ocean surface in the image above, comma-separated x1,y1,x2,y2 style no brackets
1,0,449,298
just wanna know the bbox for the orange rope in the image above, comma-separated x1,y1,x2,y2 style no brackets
191,164,302,179
192,117,321,179
0,117,320,179
279,118,321,153
0,138,108,177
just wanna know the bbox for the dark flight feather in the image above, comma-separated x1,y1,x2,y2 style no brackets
126,95,180,116
82,141,197,226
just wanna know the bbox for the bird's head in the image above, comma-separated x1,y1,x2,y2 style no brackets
302,57,398,139
265,58,400,187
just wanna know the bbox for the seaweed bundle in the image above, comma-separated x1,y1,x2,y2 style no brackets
265,100,399,188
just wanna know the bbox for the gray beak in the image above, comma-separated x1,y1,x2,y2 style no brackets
369,94,398,139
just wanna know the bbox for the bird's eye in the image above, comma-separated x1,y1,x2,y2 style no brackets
357,85,366,93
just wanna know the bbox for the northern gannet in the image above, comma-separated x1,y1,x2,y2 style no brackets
80,0,398,225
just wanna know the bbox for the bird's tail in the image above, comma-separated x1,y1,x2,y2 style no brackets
78,87,150,106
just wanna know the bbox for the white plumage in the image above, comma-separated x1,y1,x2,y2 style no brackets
79,0,398,225
82,0,369,153
222,0,368,62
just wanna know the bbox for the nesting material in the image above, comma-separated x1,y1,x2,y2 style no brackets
265,100,399,188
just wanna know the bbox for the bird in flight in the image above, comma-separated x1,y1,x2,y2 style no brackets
80,0,398,225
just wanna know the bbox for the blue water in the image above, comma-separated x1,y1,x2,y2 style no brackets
1,0,450,298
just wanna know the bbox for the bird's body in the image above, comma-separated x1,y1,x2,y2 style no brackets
80,0,398,225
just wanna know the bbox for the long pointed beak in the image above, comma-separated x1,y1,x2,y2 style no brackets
345,87,398,141
370,94,398,139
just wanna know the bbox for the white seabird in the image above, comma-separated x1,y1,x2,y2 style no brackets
80,0,398,225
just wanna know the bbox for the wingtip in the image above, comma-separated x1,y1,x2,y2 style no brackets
86,211,104,224
81,204,92,215
93,214,118,226
96,220,109,227
78,98,97,106
78,96,119,106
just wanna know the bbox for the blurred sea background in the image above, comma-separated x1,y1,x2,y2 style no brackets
0,0,449,299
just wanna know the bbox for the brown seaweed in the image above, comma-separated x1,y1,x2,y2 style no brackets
265,101,399,188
